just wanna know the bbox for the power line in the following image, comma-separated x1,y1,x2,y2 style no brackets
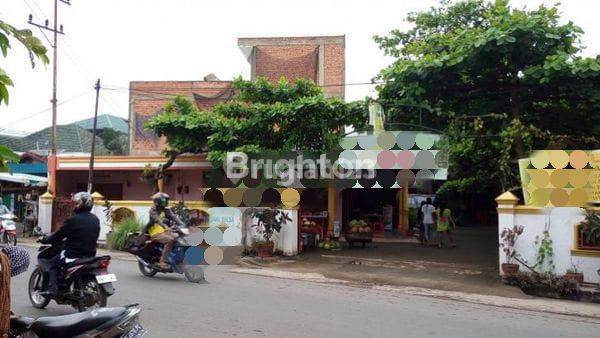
21,0,52,45
26,0,72,158
106,80,382,92
2,89,91,127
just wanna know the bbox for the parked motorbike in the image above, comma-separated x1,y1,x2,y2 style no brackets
0,211,18,246
10,303,145,338
126,224,205,283
28,241,117,312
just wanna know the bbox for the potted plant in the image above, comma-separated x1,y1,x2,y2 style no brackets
249,208,292,257
500,225,524,276
564,261,584,284
578,209,600,250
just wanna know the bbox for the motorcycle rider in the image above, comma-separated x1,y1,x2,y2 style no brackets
143,192,183,270
40,192,100,297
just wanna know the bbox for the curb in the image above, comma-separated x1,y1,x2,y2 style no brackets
230,267,600,320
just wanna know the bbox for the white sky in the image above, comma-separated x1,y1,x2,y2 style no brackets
1,0,599,133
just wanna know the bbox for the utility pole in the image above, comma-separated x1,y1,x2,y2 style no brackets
28,0,71,195
87,79,101,194
28,0,71,156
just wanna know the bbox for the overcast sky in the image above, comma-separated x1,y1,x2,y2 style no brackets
1,0,599,133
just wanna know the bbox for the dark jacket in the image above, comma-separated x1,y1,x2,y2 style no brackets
43,211,100,259
142,207,183,234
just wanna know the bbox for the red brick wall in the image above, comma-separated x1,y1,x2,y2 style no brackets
323,44,345,98
130,81,232,154
255,45,319,83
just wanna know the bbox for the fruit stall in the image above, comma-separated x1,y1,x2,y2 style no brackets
299,211,327,249
346,219,373,247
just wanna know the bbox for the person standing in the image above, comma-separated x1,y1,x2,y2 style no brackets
420,198,436,244
436,206,457,248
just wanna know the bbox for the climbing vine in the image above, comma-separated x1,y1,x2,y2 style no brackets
533,228,555,273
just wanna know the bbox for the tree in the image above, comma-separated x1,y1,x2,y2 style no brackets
145,77,368,190
0,19,48,171
0,20,49,105
98,128,129,155
374,0,600,213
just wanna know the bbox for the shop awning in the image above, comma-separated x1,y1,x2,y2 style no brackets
0,172,48,186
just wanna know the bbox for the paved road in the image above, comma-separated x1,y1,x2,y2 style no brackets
10,247,600,337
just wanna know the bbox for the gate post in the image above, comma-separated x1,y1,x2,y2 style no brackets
38,192,54,234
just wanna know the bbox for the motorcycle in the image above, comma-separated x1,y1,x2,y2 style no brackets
28,241,117,312
10,303,145,337
0,211,18,246
126,224,205,283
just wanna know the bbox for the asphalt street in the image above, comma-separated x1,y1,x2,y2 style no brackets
9,247,600,337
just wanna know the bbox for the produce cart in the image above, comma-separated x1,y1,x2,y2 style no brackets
345,219,373,247
299,212,327,249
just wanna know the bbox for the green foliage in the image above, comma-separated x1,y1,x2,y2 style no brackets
98,128,128,155
579,209,600,246
146,77,368,166
375,0,600,202
566,260,581,274
507,272,579,298
534,229,554,273
249,208,292,243
109,218,143,251
0,19,49,106
0,144,19,172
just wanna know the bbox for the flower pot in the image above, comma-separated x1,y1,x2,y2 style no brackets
256,242,274,258
501,263,520,276
564,273,584,284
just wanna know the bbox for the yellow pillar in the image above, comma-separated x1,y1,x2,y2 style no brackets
327,187,336,236
157,178,164,192
398,186,409,236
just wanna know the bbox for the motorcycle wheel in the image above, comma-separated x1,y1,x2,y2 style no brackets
28,267,50,309
138,260,157,277
76,278,107,312
183,265,205,283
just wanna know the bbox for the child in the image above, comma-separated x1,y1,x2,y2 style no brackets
436,207,456,248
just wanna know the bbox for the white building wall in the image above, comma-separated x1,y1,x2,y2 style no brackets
40,197,298,255
498,199,600,283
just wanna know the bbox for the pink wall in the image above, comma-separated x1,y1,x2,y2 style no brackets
56,169,205,201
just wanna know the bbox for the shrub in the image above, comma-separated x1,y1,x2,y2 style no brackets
506,272,579,299
109,218,143,251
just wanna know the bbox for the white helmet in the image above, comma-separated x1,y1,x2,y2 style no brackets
72,191,94,212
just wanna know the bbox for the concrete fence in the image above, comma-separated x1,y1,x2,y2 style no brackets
497,192,600,283
37,193,299,256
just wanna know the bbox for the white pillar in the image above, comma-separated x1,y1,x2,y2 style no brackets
91,192,109,241
496,191,519,275
37,192,53,234
279,208,298,256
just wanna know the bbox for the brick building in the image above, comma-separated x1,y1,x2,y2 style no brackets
129,35,345,155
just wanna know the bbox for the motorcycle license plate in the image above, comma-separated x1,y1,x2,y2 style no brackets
96,273,117,284
122,323,146,338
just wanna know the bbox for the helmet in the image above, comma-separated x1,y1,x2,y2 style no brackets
152,192,170,208
72,191,94,212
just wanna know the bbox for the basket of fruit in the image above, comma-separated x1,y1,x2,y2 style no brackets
345,219,373,247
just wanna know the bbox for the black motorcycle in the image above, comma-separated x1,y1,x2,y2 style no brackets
28,241,116,312
10,303,145,337
127,225,205,283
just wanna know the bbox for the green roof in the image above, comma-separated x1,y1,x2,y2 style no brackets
73,114,129,134
0,125,109,155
